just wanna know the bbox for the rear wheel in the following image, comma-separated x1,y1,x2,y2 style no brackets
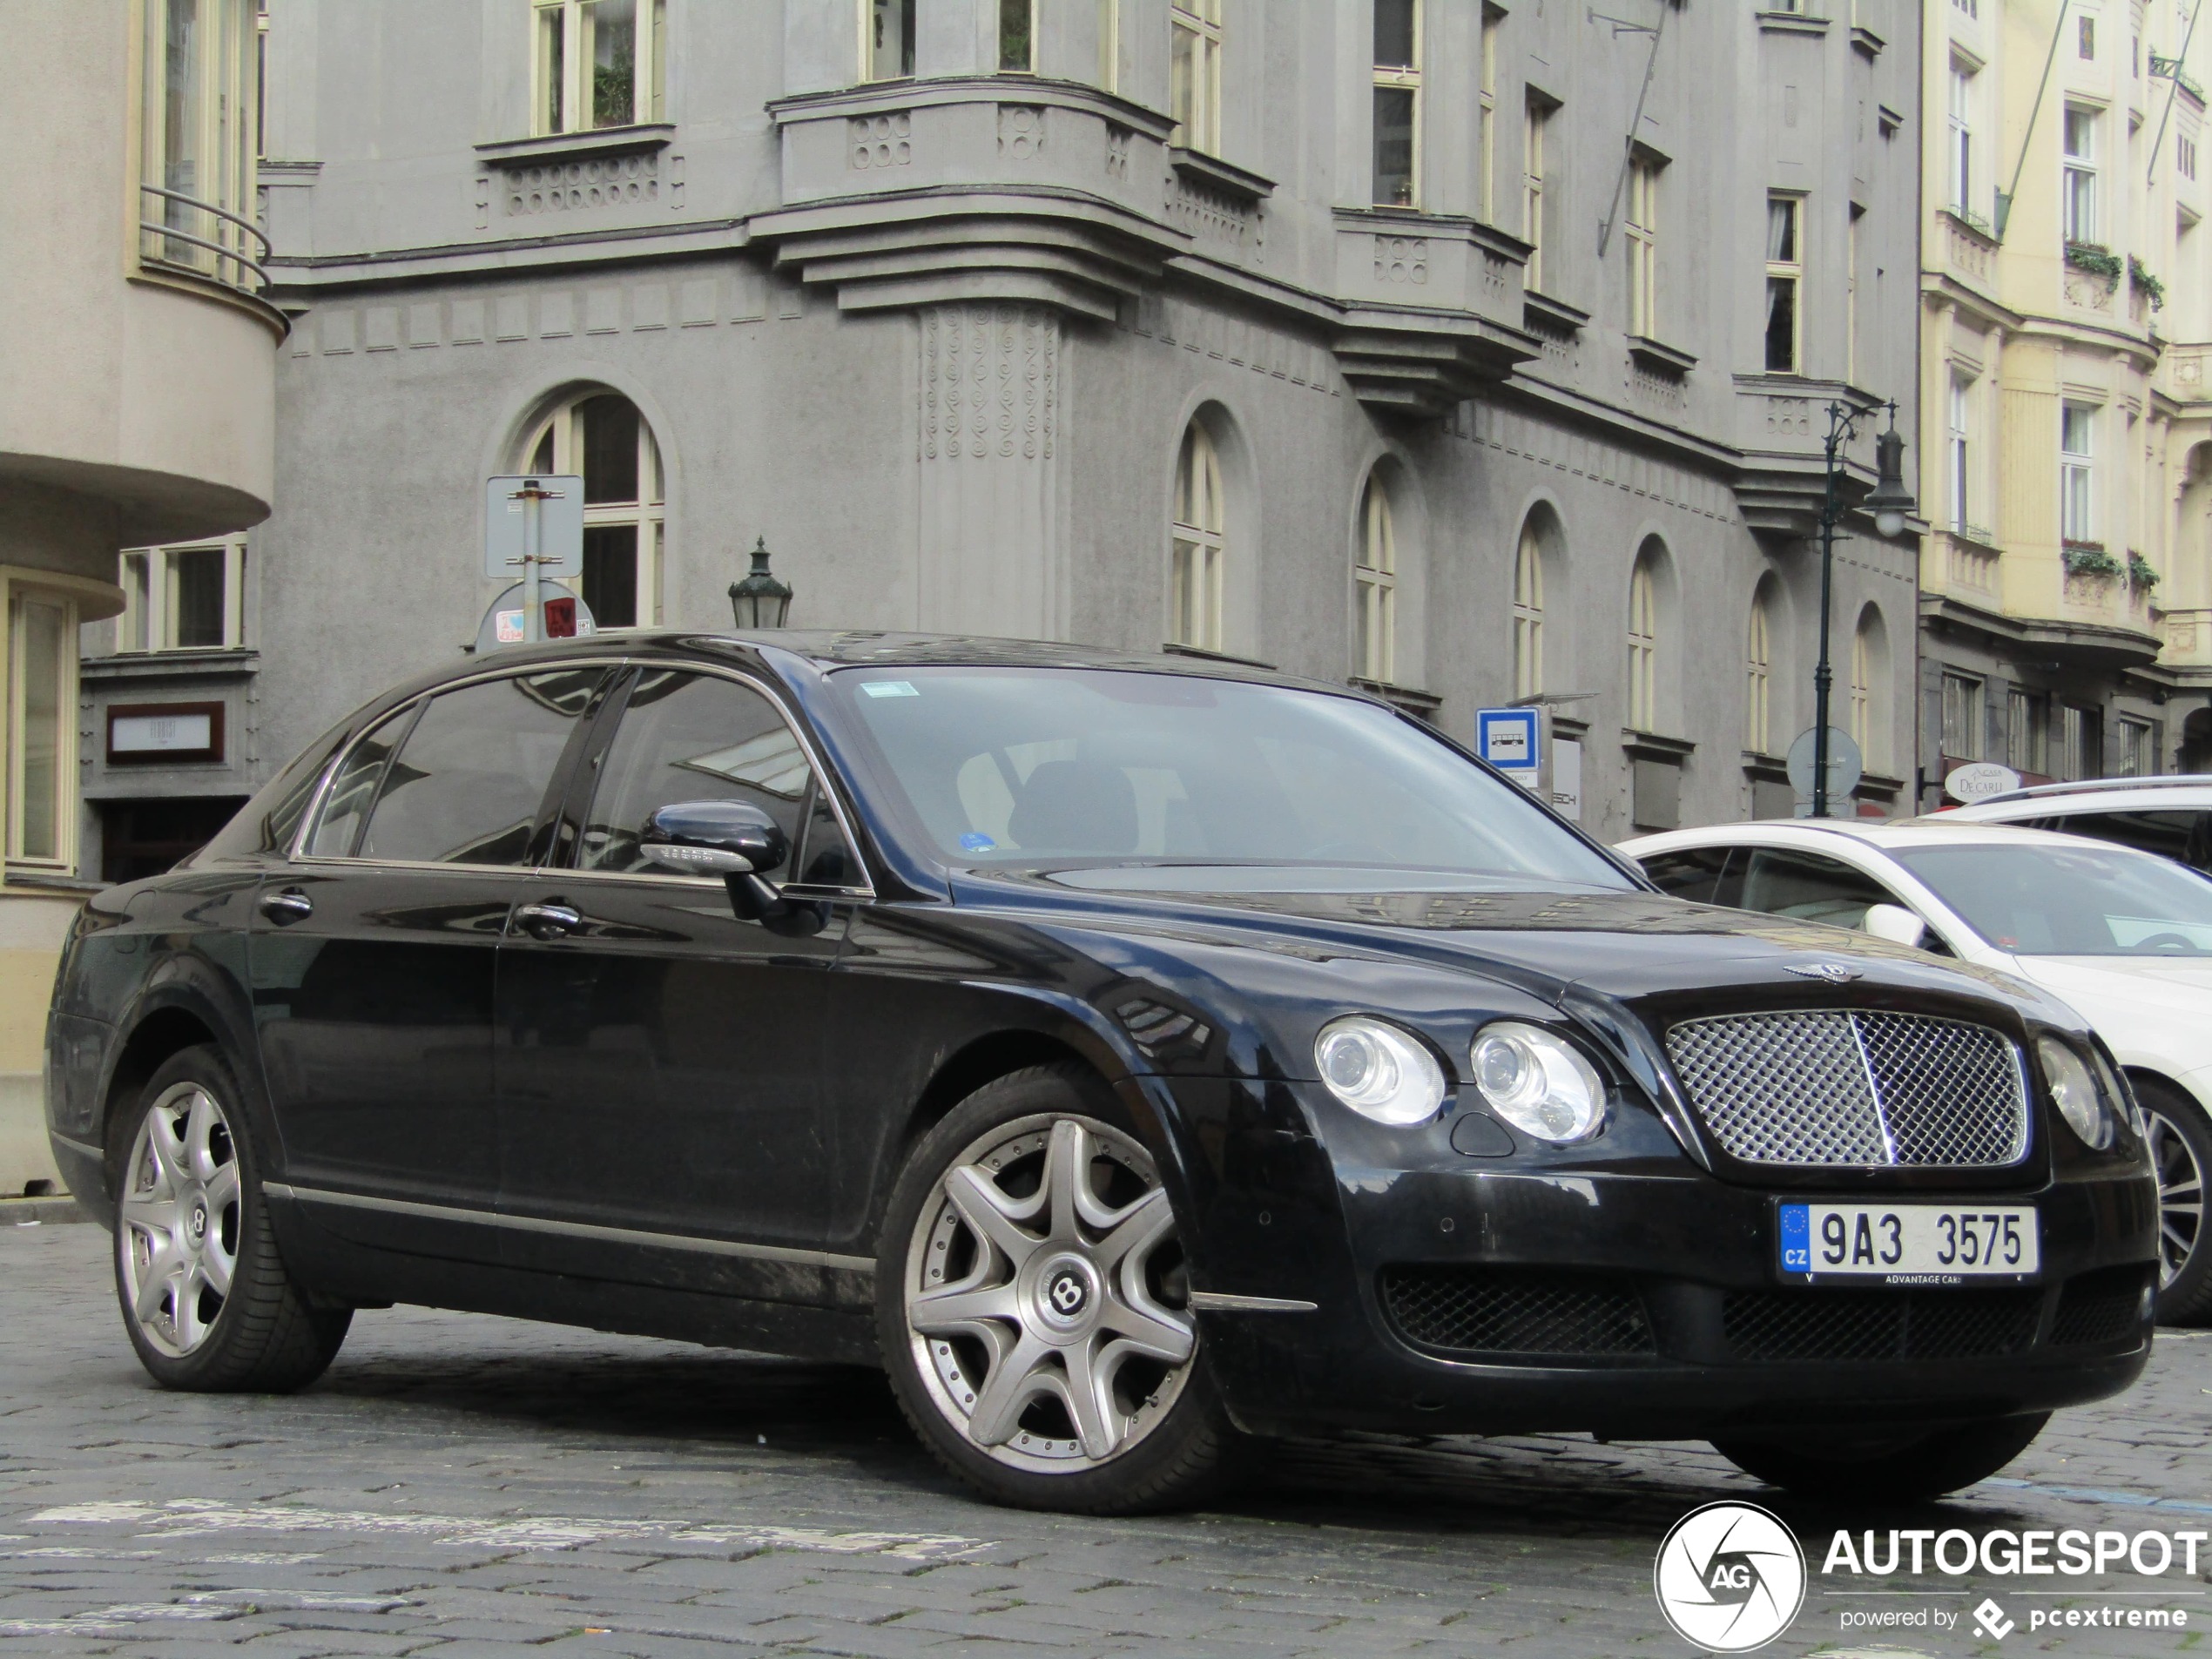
876,1064,1234,1514
2133,1076,2212,1325
1711,1413,2049,1502
111,1046,350,1392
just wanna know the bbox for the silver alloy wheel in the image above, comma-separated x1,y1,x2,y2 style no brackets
118,1082,242,1357
2146,1105,2206,1290
904,1115,1196,1474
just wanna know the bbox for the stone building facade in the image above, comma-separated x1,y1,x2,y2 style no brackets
83,0,1924,866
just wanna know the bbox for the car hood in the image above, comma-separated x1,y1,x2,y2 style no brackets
2006,956,2212,1068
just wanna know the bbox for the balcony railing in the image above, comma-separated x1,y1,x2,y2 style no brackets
138,184,271,298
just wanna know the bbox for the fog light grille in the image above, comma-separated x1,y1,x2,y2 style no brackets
1380,1267,1656,1358
2051,1266,2153,1348
1722,1289,2041,1362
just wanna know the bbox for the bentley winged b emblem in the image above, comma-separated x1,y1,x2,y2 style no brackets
1785,961,1864,985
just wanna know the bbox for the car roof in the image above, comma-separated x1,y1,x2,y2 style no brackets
1620,817,2132,857
1948,780,2212,817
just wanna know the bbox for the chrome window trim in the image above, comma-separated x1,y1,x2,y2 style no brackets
263,1182,875,1275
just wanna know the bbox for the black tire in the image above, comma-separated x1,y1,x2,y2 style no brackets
2131,1076,2212,1325
875,1063,1236,1514
1711,1413,2050,1503
109,1044,350,1393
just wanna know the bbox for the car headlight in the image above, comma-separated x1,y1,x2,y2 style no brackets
2088,1047,2144,1140
1314,1016,1447,1126
2037,1035,2113,1150
1470,1022,1607,1144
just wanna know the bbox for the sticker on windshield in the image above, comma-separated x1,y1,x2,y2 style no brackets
960,833,997,853
861,680,920,698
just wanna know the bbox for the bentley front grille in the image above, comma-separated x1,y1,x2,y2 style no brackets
1663,1010,2029,1169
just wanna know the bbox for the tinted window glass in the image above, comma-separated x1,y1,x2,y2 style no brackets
1639,846,1733,904
580,672,809,874
1737,846,1896,930
793,782,861,887
197,720,350,863
306,707,414,859
2047,808,2212,871
1892,842,2212,955
356,671,600,866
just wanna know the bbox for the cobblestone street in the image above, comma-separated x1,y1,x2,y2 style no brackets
2,1220,2208,1656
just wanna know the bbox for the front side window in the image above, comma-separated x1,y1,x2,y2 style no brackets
1641,846,1737,905
2061,401,2094,543
1628,156,1661,336
534,0,666,134
2063,106,2098,243
10,596,73,865
1170,0,1223,153
1170,424,1226,653
1765,196,1802,373
1941,671,1985,760
579,672,812,874
1894,842,2212,957
1373,0,1420,207
1745,589,1772,754
863,0,915,80
999,0,1035,71
118,539,247,652
1512,521,1543,700
346,671,602,866
1627,557,1658,731
140,0,261,292
525,392,665,630
831,667,1634,890
1354,475,1398,684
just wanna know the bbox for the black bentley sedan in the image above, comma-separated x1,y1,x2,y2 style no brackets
47,634,2158,1513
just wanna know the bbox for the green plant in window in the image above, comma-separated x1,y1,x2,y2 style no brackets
594,34,635,127
2128,255,2167,310
2063,541,2124,578
2064,240,2124,282
998,0,1033,70
2128,550,2162,590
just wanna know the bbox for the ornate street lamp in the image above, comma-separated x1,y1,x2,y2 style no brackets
728,536,793,630
1811,401,1916,817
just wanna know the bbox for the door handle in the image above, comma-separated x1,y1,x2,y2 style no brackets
259,887,313,923
514,901,583,939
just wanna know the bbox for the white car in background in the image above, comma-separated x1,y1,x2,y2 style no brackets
1943,776,2212,873
1619,819,2212,1322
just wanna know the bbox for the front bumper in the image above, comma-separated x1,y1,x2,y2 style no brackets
1164,1078,2160,1440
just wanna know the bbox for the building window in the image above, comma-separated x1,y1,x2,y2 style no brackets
1100,0,1121,90
1949,376,1973,531
1764,196,1802,374
9,594,75,867
2118,717,2153,777
1941,671,1985,761
1170,0,1223,153
534,0,666,134
999,0,1035,71
255,0,269,160
1524,98,1550,291
2061,401,2094,543
2183,134,2200,180
1478,7,1501,222
1513,520,1544,700
525,392,665,630
1354,475,1398,684
1627,557,1658,732
2079,13,2095,57
1372,0,1420,207
2063,106,2098,243
140,0,262,292
863,0,915,80
1850,608,1888,772
1170,423,1226,652
118,540,248,652
1745,588,1772,754
2008,687,2049,775
2060,704,2101,780
1949,64,1975,214
1846,206,1861,385
1628,155,1660,337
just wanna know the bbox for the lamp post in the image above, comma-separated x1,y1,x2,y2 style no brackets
728,536,793,631
1811,401,1916,818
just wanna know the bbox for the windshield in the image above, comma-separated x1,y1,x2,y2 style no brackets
830,667,1632,892
1892,842,2212,956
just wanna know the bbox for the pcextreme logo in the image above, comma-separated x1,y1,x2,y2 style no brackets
1654,1501,1808,1652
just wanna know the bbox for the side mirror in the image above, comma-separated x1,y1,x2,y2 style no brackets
1862,902,1929,950
638,800,824,935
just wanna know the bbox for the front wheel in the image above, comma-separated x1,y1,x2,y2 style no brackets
876,1065,1235,1514
1711,1413,2049,1502
2134,1077,2212,1325
111,1045,351,1392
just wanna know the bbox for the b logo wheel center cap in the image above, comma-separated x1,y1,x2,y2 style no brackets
1033,1255,1099,1332
189,1204,206,1241
1049,1271,1087,1316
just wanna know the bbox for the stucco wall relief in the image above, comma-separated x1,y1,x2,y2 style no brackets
849,113,913,171
502,154,659,217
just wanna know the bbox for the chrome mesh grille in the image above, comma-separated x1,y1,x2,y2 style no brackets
1664,1010,2028,1169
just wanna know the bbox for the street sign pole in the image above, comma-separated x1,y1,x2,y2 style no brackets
523,483,544,644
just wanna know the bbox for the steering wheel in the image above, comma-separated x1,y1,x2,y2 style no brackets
2138,932,2200,953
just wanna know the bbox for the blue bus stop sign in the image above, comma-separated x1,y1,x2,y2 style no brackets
1475,707,1541,785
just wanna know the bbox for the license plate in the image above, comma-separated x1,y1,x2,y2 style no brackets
1777,1203,2040,1284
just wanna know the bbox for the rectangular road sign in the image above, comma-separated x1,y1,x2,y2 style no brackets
1475,707,1541,786
483,475,584,579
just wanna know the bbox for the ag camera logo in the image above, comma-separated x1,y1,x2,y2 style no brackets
1655,1501,1807,1651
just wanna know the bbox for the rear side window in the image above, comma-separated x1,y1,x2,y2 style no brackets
336,671,601,866
2045,808,2212,871
305,707,414,858
577,671,812,874
1639,846,1734,905
194,722,351,863
1737,846,1897,930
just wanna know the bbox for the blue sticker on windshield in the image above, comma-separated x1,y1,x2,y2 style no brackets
861,680,920,698
960,833,997,853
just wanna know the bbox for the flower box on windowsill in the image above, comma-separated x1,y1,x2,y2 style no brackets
1627,335,1697,378
2062,241,2123,284
2062,541,2124,579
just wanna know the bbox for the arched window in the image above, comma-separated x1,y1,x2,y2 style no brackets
1745,583,1773,754
1513,519,1544,699
524,391,664,630
1355,473,1397,683
1170,422,1225,651
1627,554,1658,731
1851,605,1891,772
